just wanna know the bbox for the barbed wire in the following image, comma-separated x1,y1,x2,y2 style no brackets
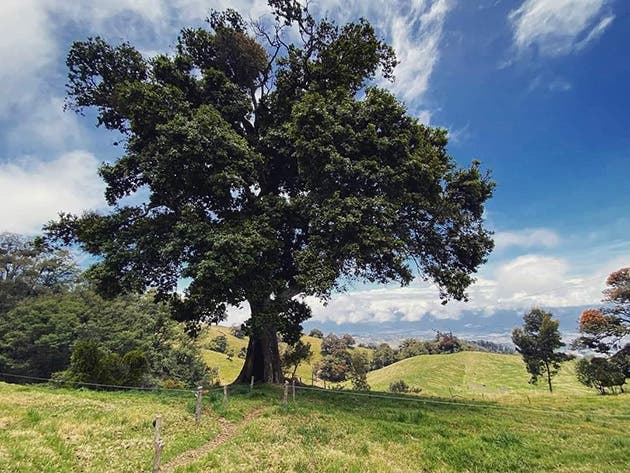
2,372,628,419
292,384,630,419
0,372,225,394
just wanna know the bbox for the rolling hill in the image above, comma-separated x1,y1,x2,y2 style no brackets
366,351,591,400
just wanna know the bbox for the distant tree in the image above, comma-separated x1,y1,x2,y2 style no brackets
371,343,397,370
308,329,323,339
208,335,228,353
398,338,434,359
46,0,494,384
321,334,345,355
575,357,626,394
0,233,78,315
230,325,247,339
281,340,313,380
237,346,247,359
512,308,566,392
316,350,352,383
349,351,370,391
575,268,629,355
435,331,462,354
341,334,356,348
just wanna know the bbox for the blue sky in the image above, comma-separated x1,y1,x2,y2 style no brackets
0,0,628,341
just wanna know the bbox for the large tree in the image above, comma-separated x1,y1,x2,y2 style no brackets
46,1,494,383
512,308,565,392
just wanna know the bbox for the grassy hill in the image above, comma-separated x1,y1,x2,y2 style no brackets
367,351,591,401
0,380,628,472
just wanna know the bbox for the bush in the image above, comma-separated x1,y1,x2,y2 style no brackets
208,335,228,353
388,380,420,393
389,379,410,393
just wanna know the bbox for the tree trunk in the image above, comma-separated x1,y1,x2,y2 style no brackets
235,322,284,384
545,361,552,392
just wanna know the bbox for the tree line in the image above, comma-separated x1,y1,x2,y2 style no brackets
0,233,212,389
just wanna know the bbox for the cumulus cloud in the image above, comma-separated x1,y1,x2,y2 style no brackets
291,252,626,326
509,0,614,57
0,0,56,117
494,228,560,251
0,151,105,234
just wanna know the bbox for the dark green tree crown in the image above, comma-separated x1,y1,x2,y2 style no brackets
46,0,494,339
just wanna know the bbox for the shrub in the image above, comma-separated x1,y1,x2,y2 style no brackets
208,335,228,353
389,379,409,393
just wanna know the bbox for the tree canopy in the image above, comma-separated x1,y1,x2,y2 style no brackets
46,1,494,383
512,308,565,392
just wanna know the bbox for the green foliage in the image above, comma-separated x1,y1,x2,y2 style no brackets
575,269,630,362
316,351,352,383
576,357,626,394
320,333,354,355
308,329,323,339
0,293,85,379
512,308,566,392
0,287,210,388
371,343,397,370
0,233,78,315
46,1,494,382
281,340,313,379
349,351,370,391
208,335,228,353
61,341,148,388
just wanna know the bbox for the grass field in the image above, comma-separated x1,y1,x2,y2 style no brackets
367,351,591,400
1,350,628,472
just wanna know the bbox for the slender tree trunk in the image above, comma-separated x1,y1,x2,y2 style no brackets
545,361,552,392
235,305,284,384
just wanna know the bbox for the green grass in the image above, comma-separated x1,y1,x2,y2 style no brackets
2,351,628,472
2,380,626,473
367,351,592,400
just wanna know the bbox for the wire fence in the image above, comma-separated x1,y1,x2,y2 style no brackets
1,371,629,420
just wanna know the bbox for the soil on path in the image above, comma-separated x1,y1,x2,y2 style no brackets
161,407,265,472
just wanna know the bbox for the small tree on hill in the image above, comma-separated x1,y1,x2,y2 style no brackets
512,308,565,392
349,351,370,391
281,340,313,380
308,329,323,339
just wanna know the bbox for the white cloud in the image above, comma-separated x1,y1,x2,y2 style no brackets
509,0,614,56
0,0,56,117
494,228,560,251
297,252,628,326
0,151,105,234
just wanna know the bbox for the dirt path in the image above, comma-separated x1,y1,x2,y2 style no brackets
161,408,265,473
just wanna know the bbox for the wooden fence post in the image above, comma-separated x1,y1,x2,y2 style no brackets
223,385,228,407
283,380,289,406
292,379,296,402
194,386,203,424
152,414,164,473
250,376,254,392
